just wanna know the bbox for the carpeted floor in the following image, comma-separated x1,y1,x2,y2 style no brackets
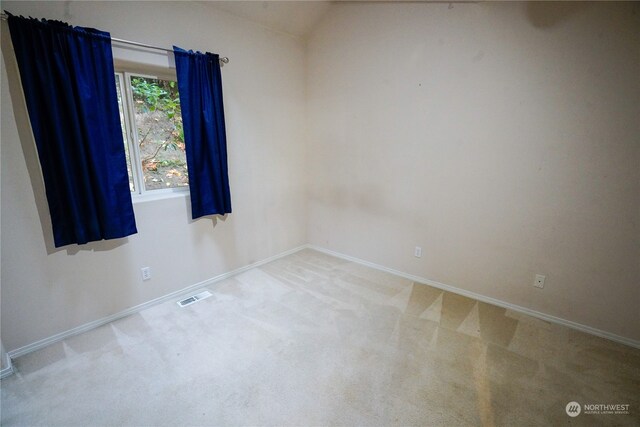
1,249,639,426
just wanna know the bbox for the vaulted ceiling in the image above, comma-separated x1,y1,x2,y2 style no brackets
204,1,332,39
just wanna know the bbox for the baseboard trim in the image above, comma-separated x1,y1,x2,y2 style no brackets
6,245,309,363
6,242,638,370
0,354,13,379
0,366,13,379
308,244,640,350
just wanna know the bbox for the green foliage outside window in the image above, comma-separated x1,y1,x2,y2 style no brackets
131,76,188,190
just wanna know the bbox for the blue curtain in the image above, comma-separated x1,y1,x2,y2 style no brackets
7,14,137,247
173,46,232,219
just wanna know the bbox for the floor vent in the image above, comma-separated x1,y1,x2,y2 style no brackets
177,290,213,307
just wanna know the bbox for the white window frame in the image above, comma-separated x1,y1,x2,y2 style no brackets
116,70,189,201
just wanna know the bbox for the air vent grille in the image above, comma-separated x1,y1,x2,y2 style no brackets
177,290,212,307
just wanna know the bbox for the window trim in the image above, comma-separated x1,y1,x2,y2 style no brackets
116,69,189,201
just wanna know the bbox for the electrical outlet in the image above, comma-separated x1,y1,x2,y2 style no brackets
534,274,545,289
141,267,151,281
414,246,422,258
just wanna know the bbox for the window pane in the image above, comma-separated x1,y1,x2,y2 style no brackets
130,76,188,191
114,74,135,192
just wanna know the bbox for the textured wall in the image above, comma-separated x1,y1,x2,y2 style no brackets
306,2,640,341
2,1,639,352
1,1,307,350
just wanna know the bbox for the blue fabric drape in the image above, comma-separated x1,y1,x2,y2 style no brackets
7,14,137,247
173,46,232,219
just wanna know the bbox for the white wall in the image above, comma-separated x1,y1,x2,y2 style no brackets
306,2,640,341
1,1,307,351
2,1,639,354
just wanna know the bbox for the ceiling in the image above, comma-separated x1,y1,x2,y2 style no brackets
203,1,487,39
204,1,333,39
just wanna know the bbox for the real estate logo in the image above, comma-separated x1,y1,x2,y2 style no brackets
566,401,631,417
583,403,630,415
566,402,581,417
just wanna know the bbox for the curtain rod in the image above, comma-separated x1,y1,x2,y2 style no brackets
0,13,230,66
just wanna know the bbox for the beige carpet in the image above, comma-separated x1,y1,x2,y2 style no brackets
1,249,639,426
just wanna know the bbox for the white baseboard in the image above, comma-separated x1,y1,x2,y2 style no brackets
0,366,13,379
6,245,309,363
307,244,640,350
0,356,13,379
5,242,638,375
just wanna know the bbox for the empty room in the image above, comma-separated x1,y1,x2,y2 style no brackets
1,1,638,425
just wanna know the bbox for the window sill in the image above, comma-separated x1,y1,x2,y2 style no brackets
131,189,189,204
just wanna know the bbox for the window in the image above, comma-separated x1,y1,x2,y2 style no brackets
115,71,188,196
